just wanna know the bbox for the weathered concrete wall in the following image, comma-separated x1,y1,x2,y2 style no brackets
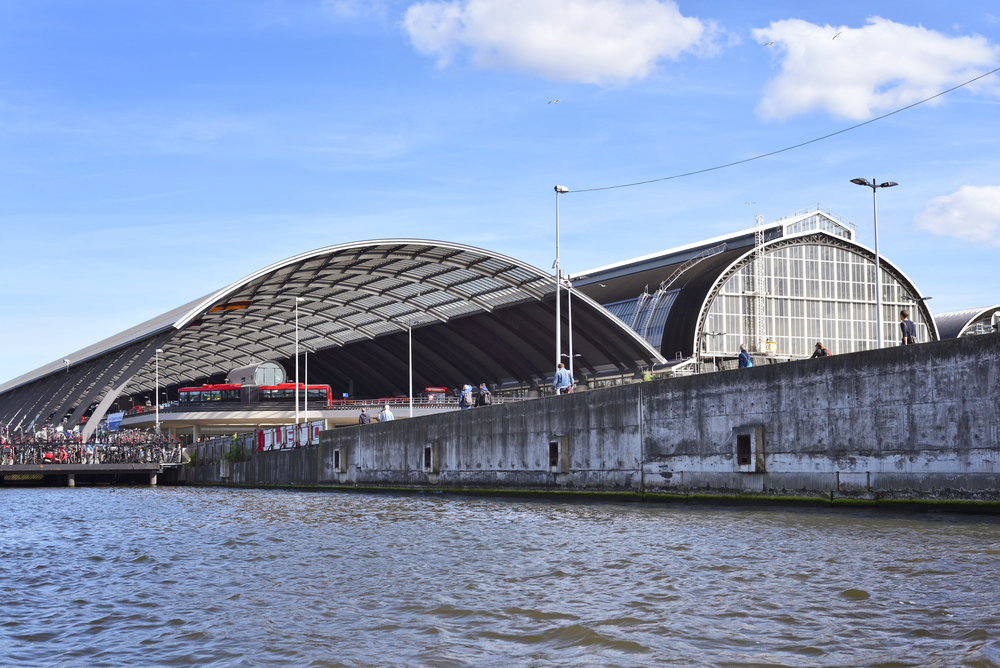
186,333,1000,502
641,333,999,498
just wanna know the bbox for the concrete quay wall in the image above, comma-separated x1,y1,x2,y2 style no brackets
186,333,1000,503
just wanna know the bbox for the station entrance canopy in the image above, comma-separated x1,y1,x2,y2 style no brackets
0,240,665,438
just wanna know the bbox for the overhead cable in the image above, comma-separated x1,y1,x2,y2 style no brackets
569,65,1000,194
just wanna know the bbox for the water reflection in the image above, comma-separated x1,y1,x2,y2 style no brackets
1,487,999,667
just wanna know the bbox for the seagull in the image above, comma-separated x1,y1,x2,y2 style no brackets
548,100,560,104
599,284,607,288
832,32,842,40
764,42,774,46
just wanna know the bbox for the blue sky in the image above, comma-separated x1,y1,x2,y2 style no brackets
1,0,998,383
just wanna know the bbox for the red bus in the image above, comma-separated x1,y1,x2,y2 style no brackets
421,386,450,402
178,383,334,408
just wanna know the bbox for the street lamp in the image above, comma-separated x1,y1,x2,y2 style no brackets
155,348,163,433
561,276,577,380
63,358,70,373
851,177,898,349
294,297,305,424
554,185,569,370
408,319,414,418
701,331,726,372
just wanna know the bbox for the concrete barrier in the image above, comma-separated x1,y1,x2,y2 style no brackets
185,333,1000,505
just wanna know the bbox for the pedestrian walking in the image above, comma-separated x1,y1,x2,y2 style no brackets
811,342,831,358
378,404,394,422
900,310,918,345
358,408,371,424
474,382,492,407
552,363,574,395
738,344,753,368
459,385,474,409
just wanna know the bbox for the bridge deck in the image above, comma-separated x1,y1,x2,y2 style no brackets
0,463,162,473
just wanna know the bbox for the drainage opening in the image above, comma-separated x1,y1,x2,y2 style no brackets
736,435,752,467
424,446,432,471
549,441,560,469
333,450,341,471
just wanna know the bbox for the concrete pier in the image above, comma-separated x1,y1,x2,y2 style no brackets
0,463,168,487
183,333,1000,507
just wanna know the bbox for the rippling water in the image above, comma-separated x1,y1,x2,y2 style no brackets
2,487,999,667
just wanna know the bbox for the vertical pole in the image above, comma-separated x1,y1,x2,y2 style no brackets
155,351,159,433
555,190,561,370
567,282,573,380
873,183,883,349
304,351,308,423
409,321,413,418
295,299,300,424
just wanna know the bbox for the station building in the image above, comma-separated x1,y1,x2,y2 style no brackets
934,306,1000,339
0,205,942,437
0,241,663,439
573,205,937,368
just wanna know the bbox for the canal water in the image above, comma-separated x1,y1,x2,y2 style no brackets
1,487,999,667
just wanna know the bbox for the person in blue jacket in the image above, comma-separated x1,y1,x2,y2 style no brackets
458,385,474,409
738,343,753,369
552,363,574,394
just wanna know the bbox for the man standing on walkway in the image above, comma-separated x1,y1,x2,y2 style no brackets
552,363,574,395
378,404,394,422
475,383,492,407
358,408,371,424
900,310,918,345
738,344,752,368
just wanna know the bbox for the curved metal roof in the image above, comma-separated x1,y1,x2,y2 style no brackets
575,226,936,359
0,240,665,432
935,306,1000,339
686,231,938,356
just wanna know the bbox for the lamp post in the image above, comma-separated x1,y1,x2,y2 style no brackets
408,319,414,418
155,348,163,433
304,350,308,424
63,358,70,373
851,177,897,349
701,331,726,372
561,276,576,380
554,185,569,370
294,297,305,424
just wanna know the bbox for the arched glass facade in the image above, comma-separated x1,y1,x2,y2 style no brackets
703,242,931,358
960,312,1000,337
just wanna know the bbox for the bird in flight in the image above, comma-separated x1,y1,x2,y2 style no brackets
764,42,774,46
548,100,560,104
832,32,843,40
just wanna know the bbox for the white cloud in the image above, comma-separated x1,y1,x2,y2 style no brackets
753,17,1000,120
914,185,1000,245
403,0,712,85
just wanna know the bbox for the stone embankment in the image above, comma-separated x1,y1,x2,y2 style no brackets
185,333,1000,509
